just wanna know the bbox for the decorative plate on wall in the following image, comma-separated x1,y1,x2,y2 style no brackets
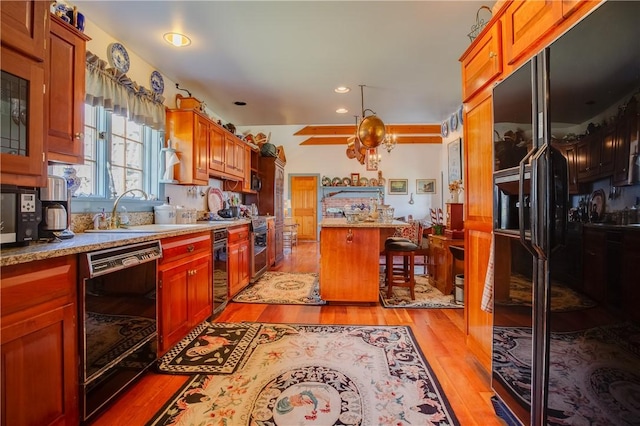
441,120,449,138
450,112,458,132
108,43,130,73
150,71,164,95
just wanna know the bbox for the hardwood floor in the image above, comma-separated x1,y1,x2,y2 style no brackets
89,241,504,425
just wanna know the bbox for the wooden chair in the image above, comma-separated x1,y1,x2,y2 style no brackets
283,217,298,249
385,219,432,276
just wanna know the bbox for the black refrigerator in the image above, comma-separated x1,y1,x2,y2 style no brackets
490,2,640,425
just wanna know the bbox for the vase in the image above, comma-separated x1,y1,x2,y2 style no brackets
450,192,460,203
63,167,81,196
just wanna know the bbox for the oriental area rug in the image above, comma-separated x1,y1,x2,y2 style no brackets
495,274,596,312
493,323,640,426
232,272,325,305
151,322,459,425
379,274,460,309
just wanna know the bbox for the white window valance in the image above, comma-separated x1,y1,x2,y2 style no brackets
85,51,166,131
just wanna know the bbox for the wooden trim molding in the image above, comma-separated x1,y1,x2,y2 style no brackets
295,124,442,145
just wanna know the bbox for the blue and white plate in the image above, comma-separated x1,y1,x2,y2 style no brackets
441,120,449,138
150,70,164,95
450,112,458,132
108,43,130,73
457,105,464,126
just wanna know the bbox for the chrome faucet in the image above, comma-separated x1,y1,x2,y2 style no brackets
109,189,148,229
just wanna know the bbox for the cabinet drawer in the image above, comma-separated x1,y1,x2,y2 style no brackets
461,22,503,101
1,256,76,319
228,225,250,243
160,232,211,266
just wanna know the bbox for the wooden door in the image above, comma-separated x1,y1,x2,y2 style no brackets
290,175,318,241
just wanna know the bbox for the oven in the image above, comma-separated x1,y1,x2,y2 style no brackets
250,217,268,282
78,240,162,422
212,229,228,319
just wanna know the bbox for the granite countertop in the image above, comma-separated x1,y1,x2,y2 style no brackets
0,219,251,267
320,218,409,228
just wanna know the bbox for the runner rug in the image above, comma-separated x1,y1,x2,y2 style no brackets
493,322,640,425
379,274,460,309
232,271,325,305
151,322,459,425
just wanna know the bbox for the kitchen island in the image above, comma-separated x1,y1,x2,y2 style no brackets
319,218,409,303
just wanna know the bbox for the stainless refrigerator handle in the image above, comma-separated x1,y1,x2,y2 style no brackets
519,149,537,256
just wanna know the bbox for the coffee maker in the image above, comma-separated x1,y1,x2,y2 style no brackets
39,175,74,240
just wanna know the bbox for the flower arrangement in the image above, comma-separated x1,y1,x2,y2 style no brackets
448,179,463,203
448,179,464,194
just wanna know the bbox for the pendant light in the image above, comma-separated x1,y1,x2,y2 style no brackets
357,85,386,149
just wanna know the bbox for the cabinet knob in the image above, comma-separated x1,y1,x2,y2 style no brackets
75,132,84,140
489,51,497,59
187,245,195,252
346,229,353,243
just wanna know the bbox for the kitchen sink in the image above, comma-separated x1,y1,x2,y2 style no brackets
85,224,208,233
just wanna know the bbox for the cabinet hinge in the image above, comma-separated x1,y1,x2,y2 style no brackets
43,83,46,95
42,152,46,162
158,279,162,288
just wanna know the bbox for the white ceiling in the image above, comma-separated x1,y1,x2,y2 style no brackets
73,1,494,127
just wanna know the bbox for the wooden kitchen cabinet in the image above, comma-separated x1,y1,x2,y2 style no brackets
267,217,276,267
1,255,78,426
320,226,380,302
503,0,563,65
461,19,503,102
428,234,464,296
0,46,47,187
46,15,90,164
0,0,48,61
166,109,210,185
252,157,285,264
227,224,250,297
158,232,212,355
208,123,225,174
224,134,245,179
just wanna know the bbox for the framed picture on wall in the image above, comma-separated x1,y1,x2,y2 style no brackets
448,138,462,183
416,179,436,194
388,179,408,195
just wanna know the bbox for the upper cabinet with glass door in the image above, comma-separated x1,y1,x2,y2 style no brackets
1,1,49,187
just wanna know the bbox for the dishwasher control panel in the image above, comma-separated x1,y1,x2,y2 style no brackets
85,240,162,277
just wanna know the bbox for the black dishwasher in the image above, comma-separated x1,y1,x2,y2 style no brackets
78,240,162,422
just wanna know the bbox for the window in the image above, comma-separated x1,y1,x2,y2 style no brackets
51,104,163,201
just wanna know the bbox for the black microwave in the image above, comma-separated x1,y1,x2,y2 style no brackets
0,186,41,245
251,174,262,191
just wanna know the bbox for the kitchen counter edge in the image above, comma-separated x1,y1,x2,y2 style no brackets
320,218,409,228
0,220,251,267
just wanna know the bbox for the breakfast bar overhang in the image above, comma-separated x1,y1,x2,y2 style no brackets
319,218,409,303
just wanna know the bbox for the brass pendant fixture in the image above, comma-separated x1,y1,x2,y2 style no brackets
356,85,386,149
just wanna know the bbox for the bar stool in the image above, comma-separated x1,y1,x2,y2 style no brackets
385,239,418,299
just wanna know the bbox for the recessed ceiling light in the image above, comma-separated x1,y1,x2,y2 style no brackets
336,108,348,114
234,101,247,106
334,86,350,94
163,32,191,47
